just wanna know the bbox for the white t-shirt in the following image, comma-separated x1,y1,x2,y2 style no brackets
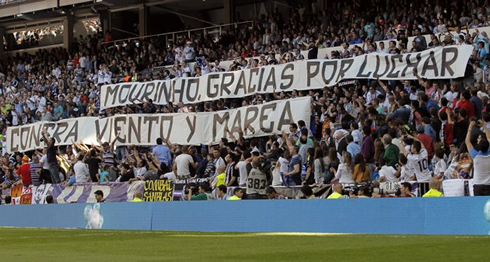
134,166,147,179
38,96,47,112
237,161,249,187
379,165,398,182
40,155,49,170
433,159,447,177
174,153,194,177
400,163,415,182
335,163,355,184
407,149,431,182
473,154,490,185
74,161,89,183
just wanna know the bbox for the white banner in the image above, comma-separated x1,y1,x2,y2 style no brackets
7,97,311,153
100,45,473,110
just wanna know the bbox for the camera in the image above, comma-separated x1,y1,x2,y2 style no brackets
39,137,44,142
184,183,199,195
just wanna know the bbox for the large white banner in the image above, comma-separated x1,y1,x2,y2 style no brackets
7,97,311,153
100,45,473,110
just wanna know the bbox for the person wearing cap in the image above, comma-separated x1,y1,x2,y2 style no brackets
94,190,106,203
16,156,32,186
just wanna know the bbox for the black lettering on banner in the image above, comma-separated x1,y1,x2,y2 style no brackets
172,79,184,103
104,84,119,108
28,124,42,150
65,121,78,143
51,122,69,143
19,126,30,151
142,82,156,102
421,51,438,77
128,83,144,104
387,55,403,78
259,103,276,131
143,116,159,142
234,71,247,95
230,111,242,134
154,81,164,103
373,56,390,78
306,61,320,86
441,47,458,77
213,112,230,142
185,115,197,142
321,60,338,85
256,67,265,92
243,107,259,135
247,68,260,94
114,117,127,143
262,67,276,92
162,81,173,103
44,123,56,133
128,117,142,144
207,73,220,99
186,78,199,102
335,59,354,83
220,72,234,96
10,128,19,152
277,101,294,131
95,118,111,142
280,63,294,90
118,84,132,105
401,53,422,77
357,56,371,78
159,116,173,141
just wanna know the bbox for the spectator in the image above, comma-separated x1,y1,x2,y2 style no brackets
94,190,105,203
16,156,31,186
152,138,172,167
74,154,90,183
216,185,228,200
466,121,490,195
246,159,268,199
265,187,285,199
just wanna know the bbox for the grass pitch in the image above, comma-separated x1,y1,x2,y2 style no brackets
0,228,488,261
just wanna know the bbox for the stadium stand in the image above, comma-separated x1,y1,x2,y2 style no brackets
1,0,490,204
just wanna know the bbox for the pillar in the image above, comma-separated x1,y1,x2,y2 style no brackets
0,27,5,59
63,15,74,51
224,0,234,24
100,10,112,35
139,5,148,37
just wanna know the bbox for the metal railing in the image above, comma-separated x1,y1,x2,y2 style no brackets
106,20,253,47
0,0,25,5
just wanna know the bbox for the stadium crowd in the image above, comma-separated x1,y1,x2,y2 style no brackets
1,0,490,202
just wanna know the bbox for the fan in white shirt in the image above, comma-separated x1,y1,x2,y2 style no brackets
378,160,398,182
400,136,432,182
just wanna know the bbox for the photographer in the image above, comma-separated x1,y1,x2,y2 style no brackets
188,182,211,201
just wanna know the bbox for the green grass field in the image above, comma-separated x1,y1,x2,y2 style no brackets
0,228,488,261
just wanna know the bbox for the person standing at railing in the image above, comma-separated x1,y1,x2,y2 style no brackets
465,120,490,196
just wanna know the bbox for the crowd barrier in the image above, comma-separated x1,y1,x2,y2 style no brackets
0,197,489,235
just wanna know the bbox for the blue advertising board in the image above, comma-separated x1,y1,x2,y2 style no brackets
0,197,489,235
